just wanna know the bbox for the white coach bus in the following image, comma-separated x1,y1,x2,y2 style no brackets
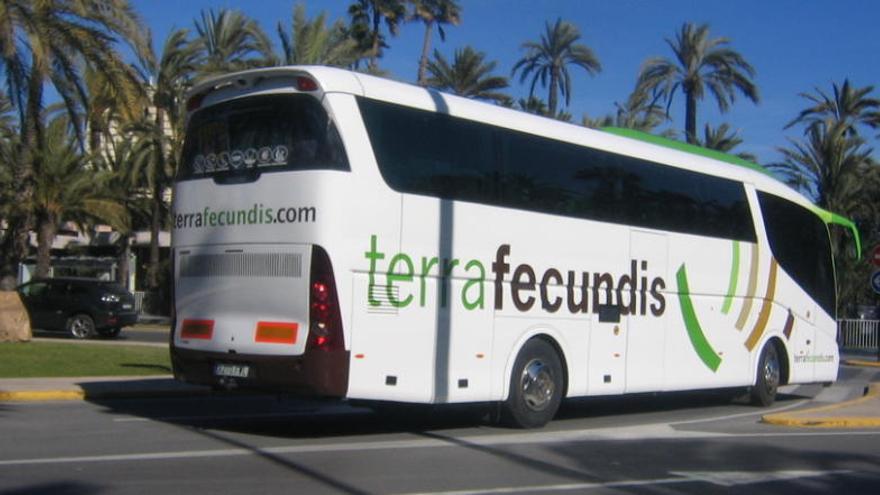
170,66,857,428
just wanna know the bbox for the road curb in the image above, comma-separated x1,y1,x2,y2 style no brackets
0,390,85,401
0,384,211,402
843,359,880,368
762,383,880,428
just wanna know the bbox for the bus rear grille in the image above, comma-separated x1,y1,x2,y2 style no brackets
179,253,302,278
367,285,399,315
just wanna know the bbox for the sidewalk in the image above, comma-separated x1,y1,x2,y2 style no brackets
761,350,880,428
0,375,209,401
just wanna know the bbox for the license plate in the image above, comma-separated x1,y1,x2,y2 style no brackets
213,363,251,378
122,303,133,310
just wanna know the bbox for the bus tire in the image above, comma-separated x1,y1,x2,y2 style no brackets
502,338,563,428
751,342,781,407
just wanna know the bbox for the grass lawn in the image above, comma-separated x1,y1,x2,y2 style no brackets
0,341,172,378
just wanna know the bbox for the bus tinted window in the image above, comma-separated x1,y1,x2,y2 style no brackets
360,98,496,202
358,97,755,242
758,192,836,315
179,94,348,182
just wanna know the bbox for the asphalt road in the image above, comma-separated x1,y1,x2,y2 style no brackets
2,367,880,494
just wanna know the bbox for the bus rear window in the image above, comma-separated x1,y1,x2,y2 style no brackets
179,94,349,182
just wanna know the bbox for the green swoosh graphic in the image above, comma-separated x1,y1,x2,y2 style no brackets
721,241,740,314
676,264,722,372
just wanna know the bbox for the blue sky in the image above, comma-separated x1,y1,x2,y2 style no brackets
132,0,880,164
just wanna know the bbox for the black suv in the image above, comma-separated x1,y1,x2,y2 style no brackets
17,278,138,339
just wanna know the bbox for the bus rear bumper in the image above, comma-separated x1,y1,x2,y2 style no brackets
170,346,349,398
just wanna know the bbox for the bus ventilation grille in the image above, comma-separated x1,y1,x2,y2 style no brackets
367,285,400,315
179,253,303,278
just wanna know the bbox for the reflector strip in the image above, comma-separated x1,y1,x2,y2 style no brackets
255,322,299,344
181,319,214,340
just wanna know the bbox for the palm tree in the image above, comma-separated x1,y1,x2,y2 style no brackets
785,79,880,137
0,0,148,289
411,0,461,86
278,4,361,66
425,46,509,104
637,22,759,144
193,8,275,77
85,66,147,160
347,0,407,72
31,117,128,278
0,93,18,285
511,18,601,115
583,86,669,133
100,135,151,288
697,123,757,162
771,122,876,216
516,96,572,122
133,28,200,295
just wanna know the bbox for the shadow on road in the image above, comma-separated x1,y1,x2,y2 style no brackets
83,386,815,440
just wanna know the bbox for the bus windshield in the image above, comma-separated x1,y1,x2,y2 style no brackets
179,93,349,183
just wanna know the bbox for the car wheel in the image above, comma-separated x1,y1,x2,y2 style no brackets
99,327,122,339
67,314,96,339
751,342,781,407
502,338,564,428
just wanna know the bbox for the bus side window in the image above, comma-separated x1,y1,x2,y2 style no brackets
758,191,836,315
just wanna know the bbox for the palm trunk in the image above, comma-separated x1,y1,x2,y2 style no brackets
147,108,168,293
148,182,161,290
548,68,559,116
685,91,698,144
0,218,23,289
117,234,131,289
12,67,48,283
369,11,381,71
34,212,57,279
417,21,434,86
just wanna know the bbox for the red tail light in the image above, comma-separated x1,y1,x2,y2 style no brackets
181,319,214,340
295,76,319,92
186,91,206,112
308,246,344,351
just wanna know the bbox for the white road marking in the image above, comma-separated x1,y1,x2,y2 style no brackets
670,469,853,487
112,406,366,423
1,428,880,467
671,399,808,425
400,469,854,495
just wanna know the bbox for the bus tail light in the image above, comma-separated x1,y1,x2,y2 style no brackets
186,91,207,112
295,76,319,92
308,246,344,352
255,321,298,344
181,319,214,340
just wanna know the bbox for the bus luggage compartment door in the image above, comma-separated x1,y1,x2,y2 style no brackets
174,244,311,356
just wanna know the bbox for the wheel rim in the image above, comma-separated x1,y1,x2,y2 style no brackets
520,358,556,411
762,350,780,395
70,317,93,339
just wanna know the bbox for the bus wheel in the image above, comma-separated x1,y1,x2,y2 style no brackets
751,343,781,406
503,339,563,428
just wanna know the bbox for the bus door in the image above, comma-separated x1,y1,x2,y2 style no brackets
586,230,632,396
625,230,669,393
